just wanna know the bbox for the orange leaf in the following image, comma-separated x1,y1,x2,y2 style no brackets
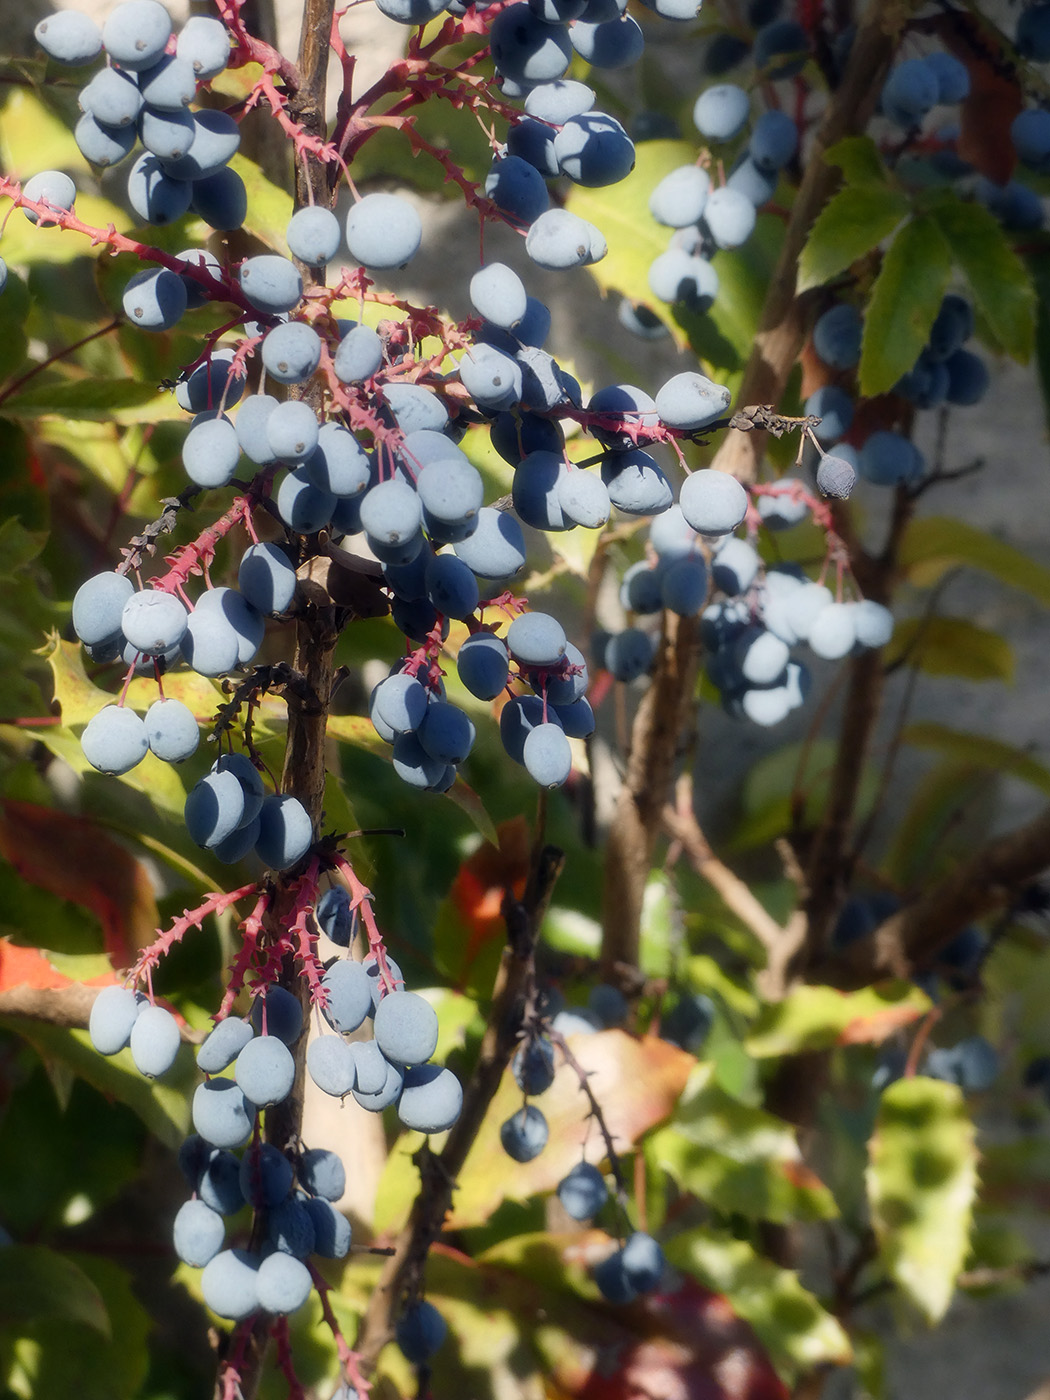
449,1031,694,1228
0,939,72,992
447,817,530,976
836,1002,926,1045
0,799,159,970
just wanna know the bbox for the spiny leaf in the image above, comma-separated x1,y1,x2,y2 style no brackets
797,185,908,293
928,193,1036,360
0,377,180,423
650,1064,838,1223
666,1227,853,1381
859,216,953,396
867,1076,978,1323
745,983,932,1057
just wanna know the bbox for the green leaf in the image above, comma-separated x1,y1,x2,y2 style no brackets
0,1245,110,1336
1,191,131,269
666,1227,852,1380
230,152,294,253
883,762,990,891
797,185,909,293
900,515,1050,605
859,216,953,396
565,138,698,344
824,135,888,186
650,1064,839,1223
885,615,1014,681
0,518,46,574
928,194,1036,361
703,214,783,369
1,1254,151,1400
640,868,676,978
902,721,1050,795
1029,251,1050,425
326,712,497,845
729,737,879,851
684,953,760,1018
0,376,179,423
0,1021,192,1149
867,1076,977,1323
745,983,931,1057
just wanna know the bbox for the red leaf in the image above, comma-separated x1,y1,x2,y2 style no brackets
836,1002,925,1045
0,939,73,992
449,817,530,968
424,1241,789,1400
573,1278,789,1400
0,799,159,969
931,12,1022,185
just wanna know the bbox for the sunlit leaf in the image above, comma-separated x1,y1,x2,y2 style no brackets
866,1076,977,1323
334,1236,789,1400
650,1064,838,1223
666,1227,852,1380
640,868,676,979
797,185,908,293
230,152,295,252
565,138,697,335
745,983,931,1057
444,1031,693,1230
0,377,181,423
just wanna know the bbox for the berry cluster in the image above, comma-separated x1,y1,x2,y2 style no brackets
88,874,462,1331
500,1016,667,1303
643,85,798,318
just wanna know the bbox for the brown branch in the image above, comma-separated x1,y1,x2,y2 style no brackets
600,613,699,979
958,1260,1050,1291
354,843,564,1374
796,474,916,976
799,646,885,960
0,982,202,1040
710,0,907,486
663,775,808,999
662,780,785,957
546,1026,630,1203
810,802,1050,988
0,318,121,406
216,0,337,1395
